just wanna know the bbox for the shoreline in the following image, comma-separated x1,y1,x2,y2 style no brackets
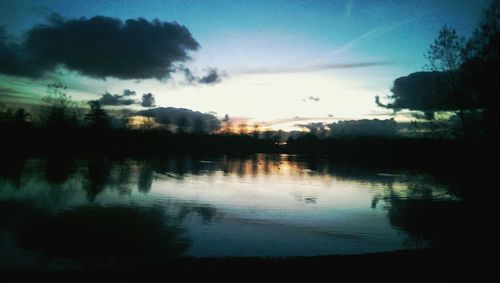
2,248,485,282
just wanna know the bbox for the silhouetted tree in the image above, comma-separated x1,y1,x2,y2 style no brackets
0,107,12,125
462,0,500,137
115,109,134,129
377,2,500,140
238,122,247,135
222,115,232,134
274,130,284,142
85,100,110,129
425,26,466,72
262,130,273,140
13,108,30,125
425,26,468,137
252,123,260,138
40,82,80,129
0,106,31,128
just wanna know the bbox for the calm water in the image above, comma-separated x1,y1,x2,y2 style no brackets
0,154,460,270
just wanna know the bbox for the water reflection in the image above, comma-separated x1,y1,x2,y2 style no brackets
138,160,154,193
44,158,77,185
0,158,25,188
0,154,460,269
179,203,219,223
84,159,112,201
1,202,188,263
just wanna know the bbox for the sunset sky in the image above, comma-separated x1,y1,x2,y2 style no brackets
0,0,490,130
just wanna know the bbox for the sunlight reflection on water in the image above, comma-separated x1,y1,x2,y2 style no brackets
0,154,460,269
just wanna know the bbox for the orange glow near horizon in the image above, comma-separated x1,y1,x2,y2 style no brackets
128,116,156,128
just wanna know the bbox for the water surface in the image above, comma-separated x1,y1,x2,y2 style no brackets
0,154,460,270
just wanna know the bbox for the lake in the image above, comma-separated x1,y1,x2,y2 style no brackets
0,154,461,270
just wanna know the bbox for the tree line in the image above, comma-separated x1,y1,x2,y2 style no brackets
376,0,499,141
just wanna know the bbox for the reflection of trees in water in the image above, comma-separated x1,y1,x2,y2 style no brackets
83,159,112,201
138,159,154,193
151,156,191,177
387,198,464,248
250,154,259,177
116,160,132,183
372,173,456,206
147,156,219,178
0,201,189,264
0,154,466,263
402,175,445,199
110,159,134,195
189,158,219,175
124,154,399,182
2,155,455,201
371,173,463,248
178,203,219,223
44,158,77,185
262,154,271,175
0,158,26,189
172,156,188,176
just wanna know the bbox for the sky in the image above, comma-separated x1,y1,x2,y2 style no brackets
0,0,491,130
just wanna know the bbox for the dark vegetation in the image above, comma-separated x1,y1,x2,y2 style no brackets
1,101,493,174
377,0,499,140
0,95,494,174
2,249,465,283
1,1,498,162
0,1,498,281
0,156,493,282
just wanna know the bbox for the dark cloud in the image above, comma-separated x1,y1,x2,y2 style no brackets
0,27,34,77
97,91,136,106
375,71,473,113
328,119,398,138
138,107,221,133
264,116,336,127
123,89,136,96
141,93,156,108
180,66,225,85
182,67,197,84
0,14,199,79
198,68,223,84
307,96,320,102
94,89,159,107
296,122,328,136
378,70,485,115
297,119,398,138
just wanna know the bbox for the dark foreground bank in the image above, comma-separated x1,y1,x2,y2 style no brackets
1,249,494,283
